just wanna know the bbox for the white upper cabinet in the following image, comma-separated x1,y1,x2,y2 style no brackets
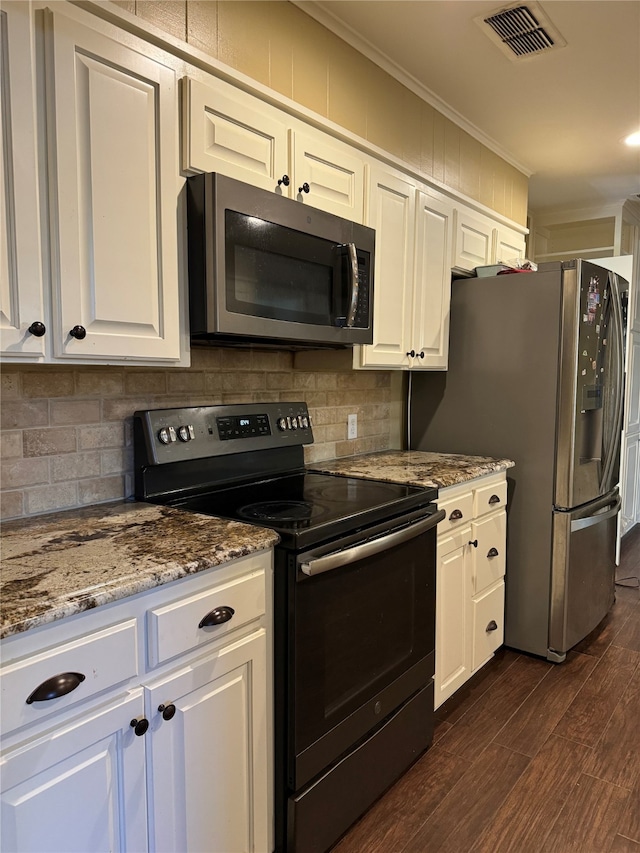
44,10,181,362
412,190,453,369
453,208,526,273
356,168,452,370
355,167,415,368
495,225,526,265
183,76,289,192
182,75,366,223
453,208,494,271
289,128,365,221
0,3,45,359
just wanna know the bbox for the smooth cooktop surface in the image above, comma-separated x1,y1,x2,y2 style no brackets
170,471,437,549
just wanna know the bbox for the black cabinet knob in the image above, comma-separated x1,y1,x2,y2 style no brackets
130,717,149,736
278,174,290,187
487,547,499,558
469,539,478,548
418,351,425,358
198,605,235,629
406,350,416,358
69,325,87,340
449,508,463,521
26,672,85,704
486,620,498,633
158,703,176,721
298,182,310,194
28,321,46,337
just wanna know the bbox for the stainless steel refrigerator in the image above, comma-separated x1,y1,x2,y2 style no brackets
410,259,627,661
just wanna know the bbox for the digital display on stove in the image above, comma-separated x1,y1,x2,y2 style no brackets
216,413,271,440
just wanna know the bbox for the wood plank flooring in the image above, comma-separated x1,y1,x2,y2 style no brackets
331,525,640,853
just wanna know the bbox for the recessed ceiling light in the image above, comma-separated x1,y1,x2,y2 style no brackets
624,131,640,146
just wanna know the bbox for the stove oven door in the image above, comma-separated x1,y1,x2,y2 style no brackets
291,506,444,790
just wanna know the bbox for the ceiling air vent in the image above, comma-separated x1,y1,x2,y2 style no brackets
476,3,566,61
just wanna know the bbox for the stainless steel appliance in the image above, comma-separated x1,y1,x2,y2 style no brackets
134,402,443,853
410,259,627,662
186,173,375,348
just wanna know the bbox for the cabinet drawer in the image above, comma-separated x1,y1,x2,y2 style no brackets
471,510,507,593
472,582,505,671
147,568,266,666
473,478,508,518
438,491,473,536
0,619,139,735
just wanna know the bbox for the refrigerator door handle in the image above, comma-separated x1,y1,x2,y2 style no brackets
570,493,621,532
600,273,625,493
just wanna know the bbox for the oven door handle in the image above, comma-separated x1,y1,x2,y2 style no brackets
300,509,446,576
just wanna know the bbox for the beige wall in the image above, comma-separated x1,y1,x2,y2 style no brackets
115,0,528,225
0,352,401,521
0,1,524,521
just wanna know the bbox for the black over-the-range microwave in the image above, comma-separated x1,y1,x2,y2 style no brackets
186,172,375,348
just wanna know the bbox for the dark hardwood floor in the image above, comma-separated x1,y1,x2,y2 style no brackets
332,525,640,853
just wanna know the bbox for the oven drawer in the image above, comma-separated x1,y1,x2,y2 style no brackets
147,563,266,666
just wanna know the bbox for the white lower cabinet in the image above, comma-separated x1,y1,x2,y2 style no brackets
146,629,269,853
0,551,272,853
434,471,508,708
0,691,148,853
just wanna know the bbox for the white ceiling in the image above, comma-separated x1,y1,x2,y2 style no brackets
297,0,640,215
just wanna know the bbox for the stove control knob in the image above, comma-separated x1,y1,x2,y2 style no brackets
300,416,309,429
177,425,195,442
286,416,292,430
277,417,288,431
291,418,298,429
158,427,177,445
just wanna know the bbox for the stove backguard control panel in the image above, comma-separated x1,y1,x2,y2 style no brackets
134,402,314,465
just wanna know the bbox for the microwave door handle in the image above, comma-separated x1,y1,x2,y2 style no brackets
300,509,445,576
344,242,359,327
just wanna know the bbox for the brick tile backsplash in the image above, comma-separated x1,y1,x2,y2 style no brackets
0,354,399,520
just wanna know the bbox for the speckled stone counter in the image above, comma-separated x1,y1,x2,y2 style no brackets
0,501,279,639
309,450,514,489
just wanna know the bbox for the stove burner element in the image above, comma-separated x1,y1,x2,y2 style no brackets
238,500,326,526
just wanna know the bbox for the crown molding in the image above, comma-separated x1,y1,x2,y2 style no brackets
292,0,533,178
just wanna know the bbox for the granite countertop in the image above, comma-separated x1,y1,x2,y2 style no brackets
309,450,514,489
0,501,279,640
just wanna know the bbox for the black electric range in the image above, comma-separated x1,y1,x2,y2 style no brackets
134,402,441,853
134,401,436,549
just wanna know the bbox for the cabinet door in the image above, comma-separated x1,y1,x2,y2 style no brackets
412,190,453,369
356,167,415,368
290,128,365,222
0,3,45,359
145,628,270,853
182,76,289,193
621,434,639,535
434,535,471,709
44,10,180,362
453,208,493,271
495,226,526,265
0,691,147,853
